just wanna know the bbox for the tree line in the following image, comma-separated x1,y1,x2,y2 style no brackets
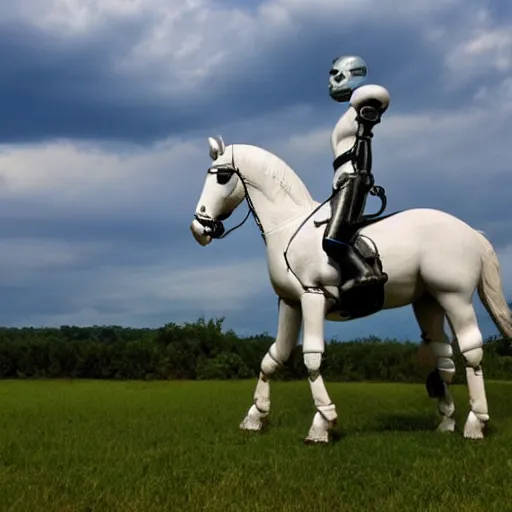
0,317,511,382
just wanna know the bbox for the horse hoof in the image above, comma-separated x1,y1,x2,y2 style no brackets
437,417,456,433
239,405,267,431
239,418,262,431
304,434,329,444
463,411,487,439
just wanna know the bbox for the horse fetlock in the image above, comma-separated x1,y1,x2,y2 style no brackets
240,404,266,431
305,412,331,444
469,395,489,420
318,403,338,423
254,397,270,414
465,365,489,416
438,396,455,418
474,411,490,422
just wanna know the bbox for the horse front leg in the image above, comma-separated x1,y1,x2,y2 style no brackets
239,298,302,432
301,291,337,444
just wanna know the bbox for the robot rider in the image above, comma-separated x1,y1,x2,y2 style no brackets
322,55,390,292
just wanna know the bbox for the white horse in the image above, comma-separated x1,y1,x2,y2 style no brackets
190,136,512,444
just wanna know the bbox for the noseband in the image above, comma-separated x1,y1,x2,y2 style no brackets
194,211,227,238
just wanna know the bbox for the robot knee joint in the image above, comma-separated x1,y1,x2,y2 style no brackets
462,347,483,369
261,345,281,376
304,352,322,378
430,341,453,359
429,342,455,382
438,357,456,383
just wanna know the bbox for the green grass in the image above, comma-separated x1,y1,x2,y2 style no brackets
1,380,512,512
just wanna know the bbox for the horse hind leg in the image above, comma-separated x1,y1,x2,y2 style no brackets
413,294,456,433
239,299,301,432
434,292,489,439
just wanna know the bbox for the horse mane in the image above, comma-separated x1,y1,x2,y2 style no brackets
231,144,316,208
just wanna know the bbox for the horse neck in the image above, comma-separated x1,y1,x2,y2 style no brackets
236,145,316,233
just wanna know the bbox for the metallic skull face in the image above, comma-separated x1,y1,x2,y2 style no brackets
328,55,368,102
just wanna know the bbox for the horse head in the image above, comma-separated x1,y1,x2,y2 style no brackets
190,136,247,246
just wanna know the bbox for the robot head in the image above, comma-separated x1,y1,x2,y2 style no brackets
328,55,368,102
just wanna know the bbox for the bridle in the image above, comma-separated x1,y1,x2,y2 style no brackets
193,146,266,243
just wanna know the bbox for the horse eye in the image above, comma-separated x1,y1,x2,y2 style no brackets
216,170,232,185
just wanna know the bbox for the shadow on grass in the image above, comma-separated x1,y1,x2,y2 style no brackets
371,412,436,432
329,428,347,444
371,413,499,438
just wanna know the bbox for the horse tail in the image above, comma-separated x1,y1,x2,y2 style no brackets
476,230,512,337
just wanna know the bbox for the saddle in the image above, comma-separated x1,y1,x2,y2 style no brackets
327,211,401,320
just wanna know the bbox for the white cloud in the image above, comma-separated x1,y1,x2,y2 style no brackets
0,136,210,216
1,0,483,97
441,5,512,89
447,27,512,74
3,0,155,33
277,108,498,179
278,73,512,176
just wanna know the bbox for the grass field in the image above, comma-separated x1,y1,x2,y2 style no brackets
1,379,512,512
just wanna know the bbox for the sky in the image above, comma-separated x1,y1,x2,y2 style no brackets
0,0,511,342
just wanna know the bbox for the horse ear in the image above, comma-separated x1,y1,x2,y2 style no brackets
208,135,225,160
217,136,225,155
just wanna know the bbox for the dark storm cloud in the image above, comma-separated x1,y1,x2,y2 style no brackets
0,4,489,144
0,19,194,143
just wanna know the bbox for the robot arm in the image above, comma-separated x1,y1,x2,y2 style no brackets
349,85,390,175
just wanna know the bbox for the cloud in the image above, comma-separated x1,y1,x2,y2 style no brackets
0,0,505,142
92,257,269,314
0,0,510,340
0,238,109,286
445,13,512,80
2,251,270,330
1,89,510,338
0,136,208,220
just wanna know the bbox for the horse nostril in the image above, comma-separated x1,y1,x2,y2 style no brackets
200,206,206,212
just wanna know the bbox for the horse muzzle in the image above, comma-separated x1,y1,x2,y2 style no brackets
191,214,225,245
